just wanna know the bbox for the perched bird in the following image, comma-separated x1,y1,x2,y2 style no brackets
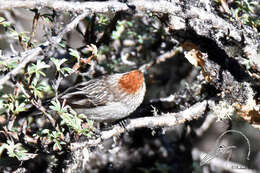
59,70,146,122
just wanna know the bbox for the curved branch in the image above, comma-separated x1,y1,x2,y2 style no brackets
85,100,208,146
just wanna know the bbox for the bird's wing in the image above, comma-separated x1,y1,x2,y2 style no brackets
59,79,113,108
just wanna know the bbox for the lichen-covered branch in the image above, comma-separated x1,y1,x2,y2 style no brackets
84,100,207,146
0,0,128,13
1,0,259,70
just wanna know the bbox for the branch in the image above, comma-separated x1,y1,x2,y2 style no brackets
2,0,259,71
155,46,182,64
195,114,216,137
86,100,207,146
0,11,90,87
0,47,42,87
17,82,56,127
0,0,129,13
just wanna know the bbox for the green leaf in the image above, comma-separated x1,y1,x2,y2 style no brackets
69,48,80,61
3,140,35,161
53,141,62,151
58,41,66,48
90,44,98,56
41,129,50,135
14,101,27,115
50,57,74,76
137,35,143,44
0,17,11,27
51,58,67,72
49,99,62,112
61,67,74,76
27,60,50,79
7,60,19,70
97,14,109,25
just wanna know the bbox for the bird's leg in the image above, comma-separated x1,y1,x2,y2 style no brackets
117,119,130,131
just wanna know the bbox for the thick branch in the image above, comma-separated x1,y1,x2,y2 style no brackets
0,0,128,13
1,0,259,71
86,100,207,146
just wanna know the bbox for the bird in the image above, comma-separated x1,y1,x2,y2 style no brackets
59,69,146,122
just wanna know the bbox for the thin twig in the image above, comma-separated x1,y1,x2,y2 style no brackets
31,99,56,128
27,9,40,48
140,46,182,72
155,46,182,64
17,82,56,127
0,47,42,87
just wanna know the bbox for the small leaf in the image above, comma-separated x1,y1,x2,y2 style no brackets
61,67,74,76
50,99,62,112
0,17,11,27
53,141,62,151
41,129,50,135
69,48,80,61
27,60,50,79
51,58,67,72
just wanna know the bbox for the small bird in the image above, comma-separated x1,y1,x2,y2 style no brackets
59,70,146,122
